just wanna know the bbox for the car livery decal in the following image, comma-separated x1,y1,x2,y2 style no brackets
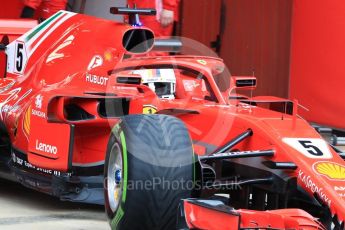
143,105,157,114
298,169,332,206
6,11,76,75
23,105,31,136
313,161,345,181
282,138,332,159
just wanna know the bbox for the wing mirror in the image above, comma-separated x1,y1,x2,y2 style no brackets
116,74,142,85
226,76,257,102
232,76,257,90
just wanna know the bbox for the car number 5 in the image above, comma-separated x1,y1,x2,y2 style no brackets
15,43,24,72
298,140,323,156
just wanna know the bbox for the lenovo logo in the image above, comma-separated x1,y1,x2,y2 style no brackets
35,140,58,155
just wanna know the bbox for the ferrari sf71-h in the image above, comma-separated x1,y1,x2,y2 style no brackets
0,7,343,230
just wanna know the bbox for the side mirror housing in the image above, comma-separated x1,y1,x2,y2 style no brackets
232,76,257,90
226,76,257,103
116,74,142,85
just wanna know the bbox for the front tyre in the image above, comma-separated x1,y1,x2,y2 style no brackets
104,115,194,230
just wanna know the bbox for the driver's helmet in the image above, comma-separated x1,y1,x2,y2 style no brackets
133,69,176,99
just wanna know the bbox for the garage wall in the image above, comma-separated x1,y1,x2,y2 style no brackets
180,0,222,51
220,0,293,97
179,0,293,98
289,0,345,129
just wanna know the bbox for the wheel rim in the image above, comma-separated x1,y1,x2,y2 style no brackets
107,143,123,213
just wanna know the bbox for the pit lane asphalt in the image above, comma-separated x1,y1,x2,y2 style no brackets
0,178,109,230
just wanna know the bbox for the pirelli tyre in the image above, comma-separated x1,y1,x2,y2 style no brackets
104,114,194,230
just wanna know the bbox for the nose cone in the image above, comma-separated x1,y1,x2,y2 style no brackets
298,158,345,222
312,161,345,202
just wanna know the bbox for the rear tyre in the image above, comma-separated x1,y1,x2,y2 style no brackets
104,114,194,230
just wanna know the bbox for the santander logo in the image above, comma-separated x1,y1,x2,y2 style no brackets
35,94,43,109
35,140,58,155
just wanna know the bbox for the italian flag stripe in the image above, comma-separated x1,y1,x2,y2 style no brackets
25,11,63,42
29,12,67,50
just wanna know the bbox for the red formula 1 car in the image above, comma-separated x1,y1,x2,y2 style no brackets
0,7,343,230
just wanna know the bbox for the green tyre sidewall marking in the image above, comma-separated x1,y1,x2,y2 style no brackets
110,123,128,229
108,115,194,229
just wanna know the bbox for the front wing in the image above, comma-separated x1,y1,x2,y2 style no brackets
177,198,325,229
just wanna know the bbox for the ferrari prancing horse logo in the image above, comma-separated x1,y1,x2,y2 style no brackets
143,105,157,114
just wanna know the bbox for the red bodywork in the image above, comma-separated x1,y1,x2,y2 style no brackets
183,199,324,229
0,11,343,229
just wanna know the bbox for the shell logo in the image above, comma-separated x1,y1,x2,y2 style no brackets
23,105,31,135
313,161,345,180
